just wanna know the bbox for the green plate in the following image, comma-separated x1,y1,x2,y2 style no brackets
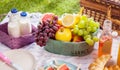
44,60,78,70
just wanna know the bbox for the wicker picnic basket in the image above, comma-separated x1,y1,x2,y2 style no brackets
80,0,120,35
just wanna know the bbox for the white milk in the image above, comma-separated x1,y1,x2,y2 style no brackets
8,22,20,38
19,12,32,35
9,8,19,22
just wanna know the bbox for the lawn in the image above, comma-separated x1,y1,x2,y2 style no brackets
0,0,80,21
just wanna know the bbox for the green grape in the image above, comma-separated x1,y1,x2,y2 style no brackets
89,20,96,27
93,22,100,28
81,15,88,22
83,30,89,36
87,26,92,32
74,25,78,28
78,20,85,28
88,17,94,22
73,27,79,34
93,36,99,42
91,27,97,32
84,34,92,40
78,29,83,36
85,38,94,46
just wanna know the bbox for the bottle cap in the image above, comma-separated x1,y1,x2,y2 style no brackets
112,31,118,37
20,12,27,17
103,20,112,30
11,8,18,13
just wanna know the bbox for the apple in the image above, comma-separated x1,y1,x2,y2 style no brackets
41,13,54,23
72,34,84,42
55,27,72,42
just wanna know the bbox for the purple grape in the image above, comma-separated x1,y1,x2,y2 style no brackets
44,29,49,33
54,16,58,20
38,25,42,29
37,41,43,46
39,36,44,40
49,28,54,33
53,26,58,31
44,26,49,29
52,20,57,24
44,36,49,41
44,22,49,26
42,43,46,46
50,33,55,38
35,15,59,47
48,24,53,28
46,19,51,23
39,33,43,36
48,33,52,37
43,33,47,37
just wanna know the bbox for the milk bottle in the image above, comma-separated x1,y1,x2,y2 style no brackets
8,8,20,38
19,12,32,35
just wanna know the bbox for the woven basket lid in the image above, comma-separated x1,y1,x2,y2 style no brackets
86,0,120,9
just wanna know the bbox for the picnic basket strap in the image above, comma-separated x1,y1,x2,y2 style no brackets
80,0,120,19
107,6,120,35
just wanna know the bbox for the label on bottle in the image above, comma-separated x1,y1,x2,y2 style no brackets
102,39,112,55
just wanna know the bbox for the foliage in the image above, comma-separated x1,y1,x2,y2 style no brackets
0,0,80,21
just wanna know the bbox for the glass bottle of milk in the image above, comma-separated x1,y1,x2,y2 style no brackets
8,8,20,38
9,8,19,22
19,12,32,35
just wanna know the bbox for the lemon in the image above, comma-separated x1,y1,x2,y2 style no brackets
73,14,81,25
61,14,80,28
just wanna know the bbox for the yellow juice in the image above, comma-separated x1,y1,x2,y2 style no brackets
117,44,120,66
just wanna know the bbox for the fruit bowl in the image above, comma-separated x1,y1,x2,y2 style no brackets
44,39,94,56
36,13,99,56
44,28,98,56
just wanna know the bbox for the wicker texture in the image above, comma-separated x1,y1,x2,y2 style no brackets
0,23,37,49
80,0,120,35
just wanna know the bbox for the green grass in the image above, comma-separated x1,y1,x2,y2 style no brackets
0,0,80,21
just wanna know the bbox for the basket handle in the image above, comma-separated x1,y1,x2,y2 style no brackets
107,6,120,26
107,6,111,20
78,7,84,15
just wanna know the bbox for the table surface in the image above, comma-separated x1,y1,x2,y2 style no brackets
0,13,119,70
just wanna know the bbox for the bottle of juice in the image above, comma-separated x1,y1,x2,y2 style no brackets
98,20,113,57
117,43,120,66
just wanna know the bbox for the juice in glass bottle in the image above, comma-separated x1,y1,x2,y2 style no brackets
98,20,113,57
117,44,120,66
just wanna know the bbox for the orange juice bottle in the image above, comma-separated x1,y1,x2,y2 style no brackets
98,20,113,57
117,44,120,66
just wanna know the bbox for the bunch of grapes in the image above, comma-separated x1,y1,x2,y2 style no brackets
72,15,100,46
35,15,60,46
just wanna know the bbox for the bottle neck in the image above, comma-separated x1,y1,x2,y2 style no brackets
101,29,112,37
